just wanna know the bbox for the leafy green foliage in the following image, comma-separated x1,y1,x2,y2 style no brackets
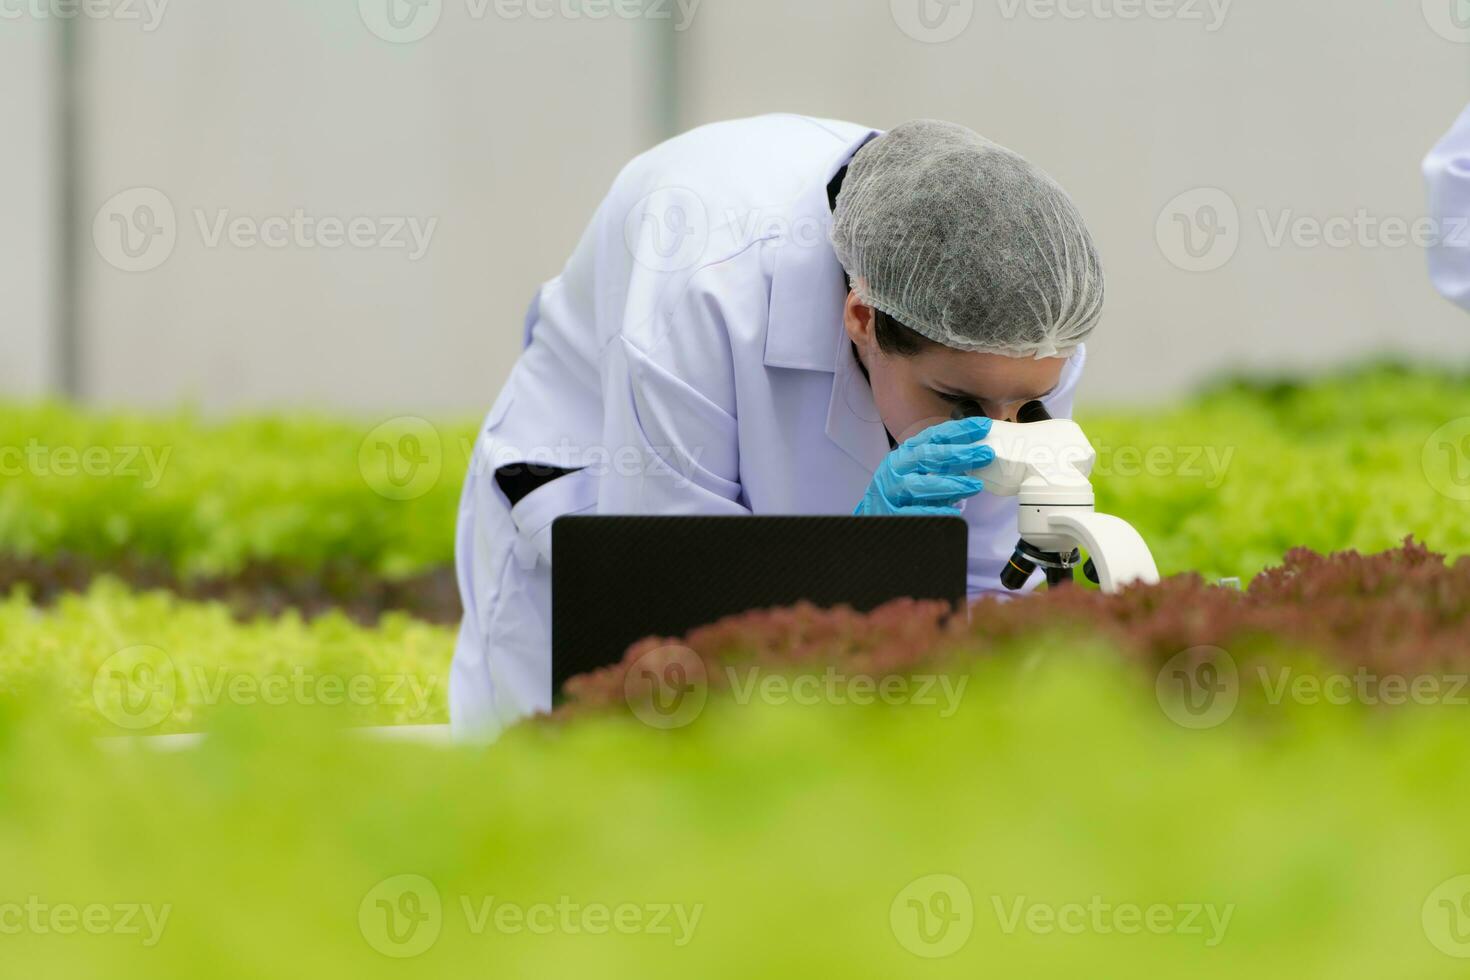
1082,362,1470,581
0,580,451,733
2,362,1469,582
3,657,1469,977
0,402,476,576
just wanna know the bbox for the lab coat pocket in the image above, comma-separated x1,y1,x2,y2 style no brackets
507,466,599,567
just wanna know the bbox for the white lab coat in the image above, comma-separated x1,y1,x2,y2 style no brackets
1426,103,1470,308
451,114,1085,737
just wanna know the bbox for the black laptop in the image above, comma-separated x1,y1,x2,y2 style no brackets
550,515,968,694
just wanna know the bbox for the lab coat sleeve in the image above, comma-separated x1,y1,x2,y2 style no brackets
596,267,752,516
1425,104,1470,310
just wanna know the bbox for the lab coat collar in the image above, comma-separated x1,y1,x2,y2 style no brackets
763,127,880,373
826,334,893,473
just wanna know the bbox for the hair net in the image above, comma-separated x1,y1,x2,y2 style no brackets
830,120,1105,359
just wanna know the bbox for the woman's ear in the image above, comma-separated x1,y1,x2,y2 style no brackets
843,288,876,350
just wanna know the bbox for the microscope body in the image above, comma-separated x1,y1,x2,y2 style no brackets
978,415,1160,594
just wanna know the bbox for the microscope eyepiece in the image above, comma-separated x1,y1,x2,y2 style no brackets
949,398,985,421
1016,399,1051,424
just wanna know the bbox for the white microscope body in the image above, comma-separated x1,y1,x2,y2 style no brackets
979,412,1160,593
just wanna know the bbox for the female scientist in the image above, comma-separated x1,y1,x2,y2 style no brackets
453,115,1106,734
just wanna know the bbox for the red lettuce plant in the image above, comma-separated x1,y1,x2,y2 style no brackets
561,539,1470,716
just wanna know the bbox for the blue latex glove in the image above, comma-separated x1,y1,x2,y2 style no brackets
854,416,995,517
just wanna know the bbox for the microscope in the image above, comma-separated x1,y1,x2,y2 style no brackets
957,400,1160,594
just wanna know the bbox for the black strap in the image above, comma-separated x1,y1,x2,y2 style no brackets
495,463,580,507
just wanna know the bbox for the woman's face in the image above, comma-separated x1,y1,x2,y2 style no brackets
843,290,1067,444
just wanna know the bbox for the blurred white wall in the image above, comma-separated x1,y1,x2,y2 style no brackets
1,18,54,398
10,1,1470,411
679,0,1470,403
77,0,654,414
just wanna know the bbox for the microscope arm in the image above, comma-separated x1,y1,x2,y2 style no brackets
1043,511,1161,593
